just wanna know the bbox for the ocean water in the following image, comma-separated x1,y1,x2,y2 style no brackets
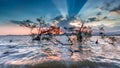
0,35,120,68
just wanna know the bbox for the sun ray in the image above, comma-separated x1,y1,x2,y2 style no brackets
52,0,68,17
67,0,87,17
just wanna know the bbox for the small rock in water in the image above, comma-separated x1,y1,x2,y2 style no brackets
3,51,9,54
74,50,80,52
9,40,13,42
95,40,99,44
8,46,16,48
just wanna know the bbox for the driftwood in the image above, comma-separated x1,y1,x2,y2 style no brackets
33,33,74,45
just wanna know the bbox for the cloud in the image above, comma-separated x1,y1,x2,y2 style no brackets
96,12,102,16
96,0,118,12
96,3,111,11
110,5,120,14
10,20,25,24
9,20,35,27
109,11,120,16
87,17,98,22
52,15,64,21
86,16,108,22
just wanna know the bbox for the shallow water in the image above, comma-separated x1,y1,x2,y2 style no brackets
0,35,120,68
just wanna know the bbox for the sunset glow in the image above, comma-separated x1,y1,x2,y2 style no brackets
0,25,30,35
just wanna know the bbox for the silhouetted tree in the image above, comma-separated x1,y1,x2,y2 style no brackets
77,23,84,43
36,17,47,42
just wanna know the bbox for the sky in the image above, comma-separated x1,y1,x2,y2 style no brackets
0,0,120,35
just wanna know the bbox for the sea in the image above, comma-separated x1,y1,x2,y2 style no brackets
0,35,120,68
